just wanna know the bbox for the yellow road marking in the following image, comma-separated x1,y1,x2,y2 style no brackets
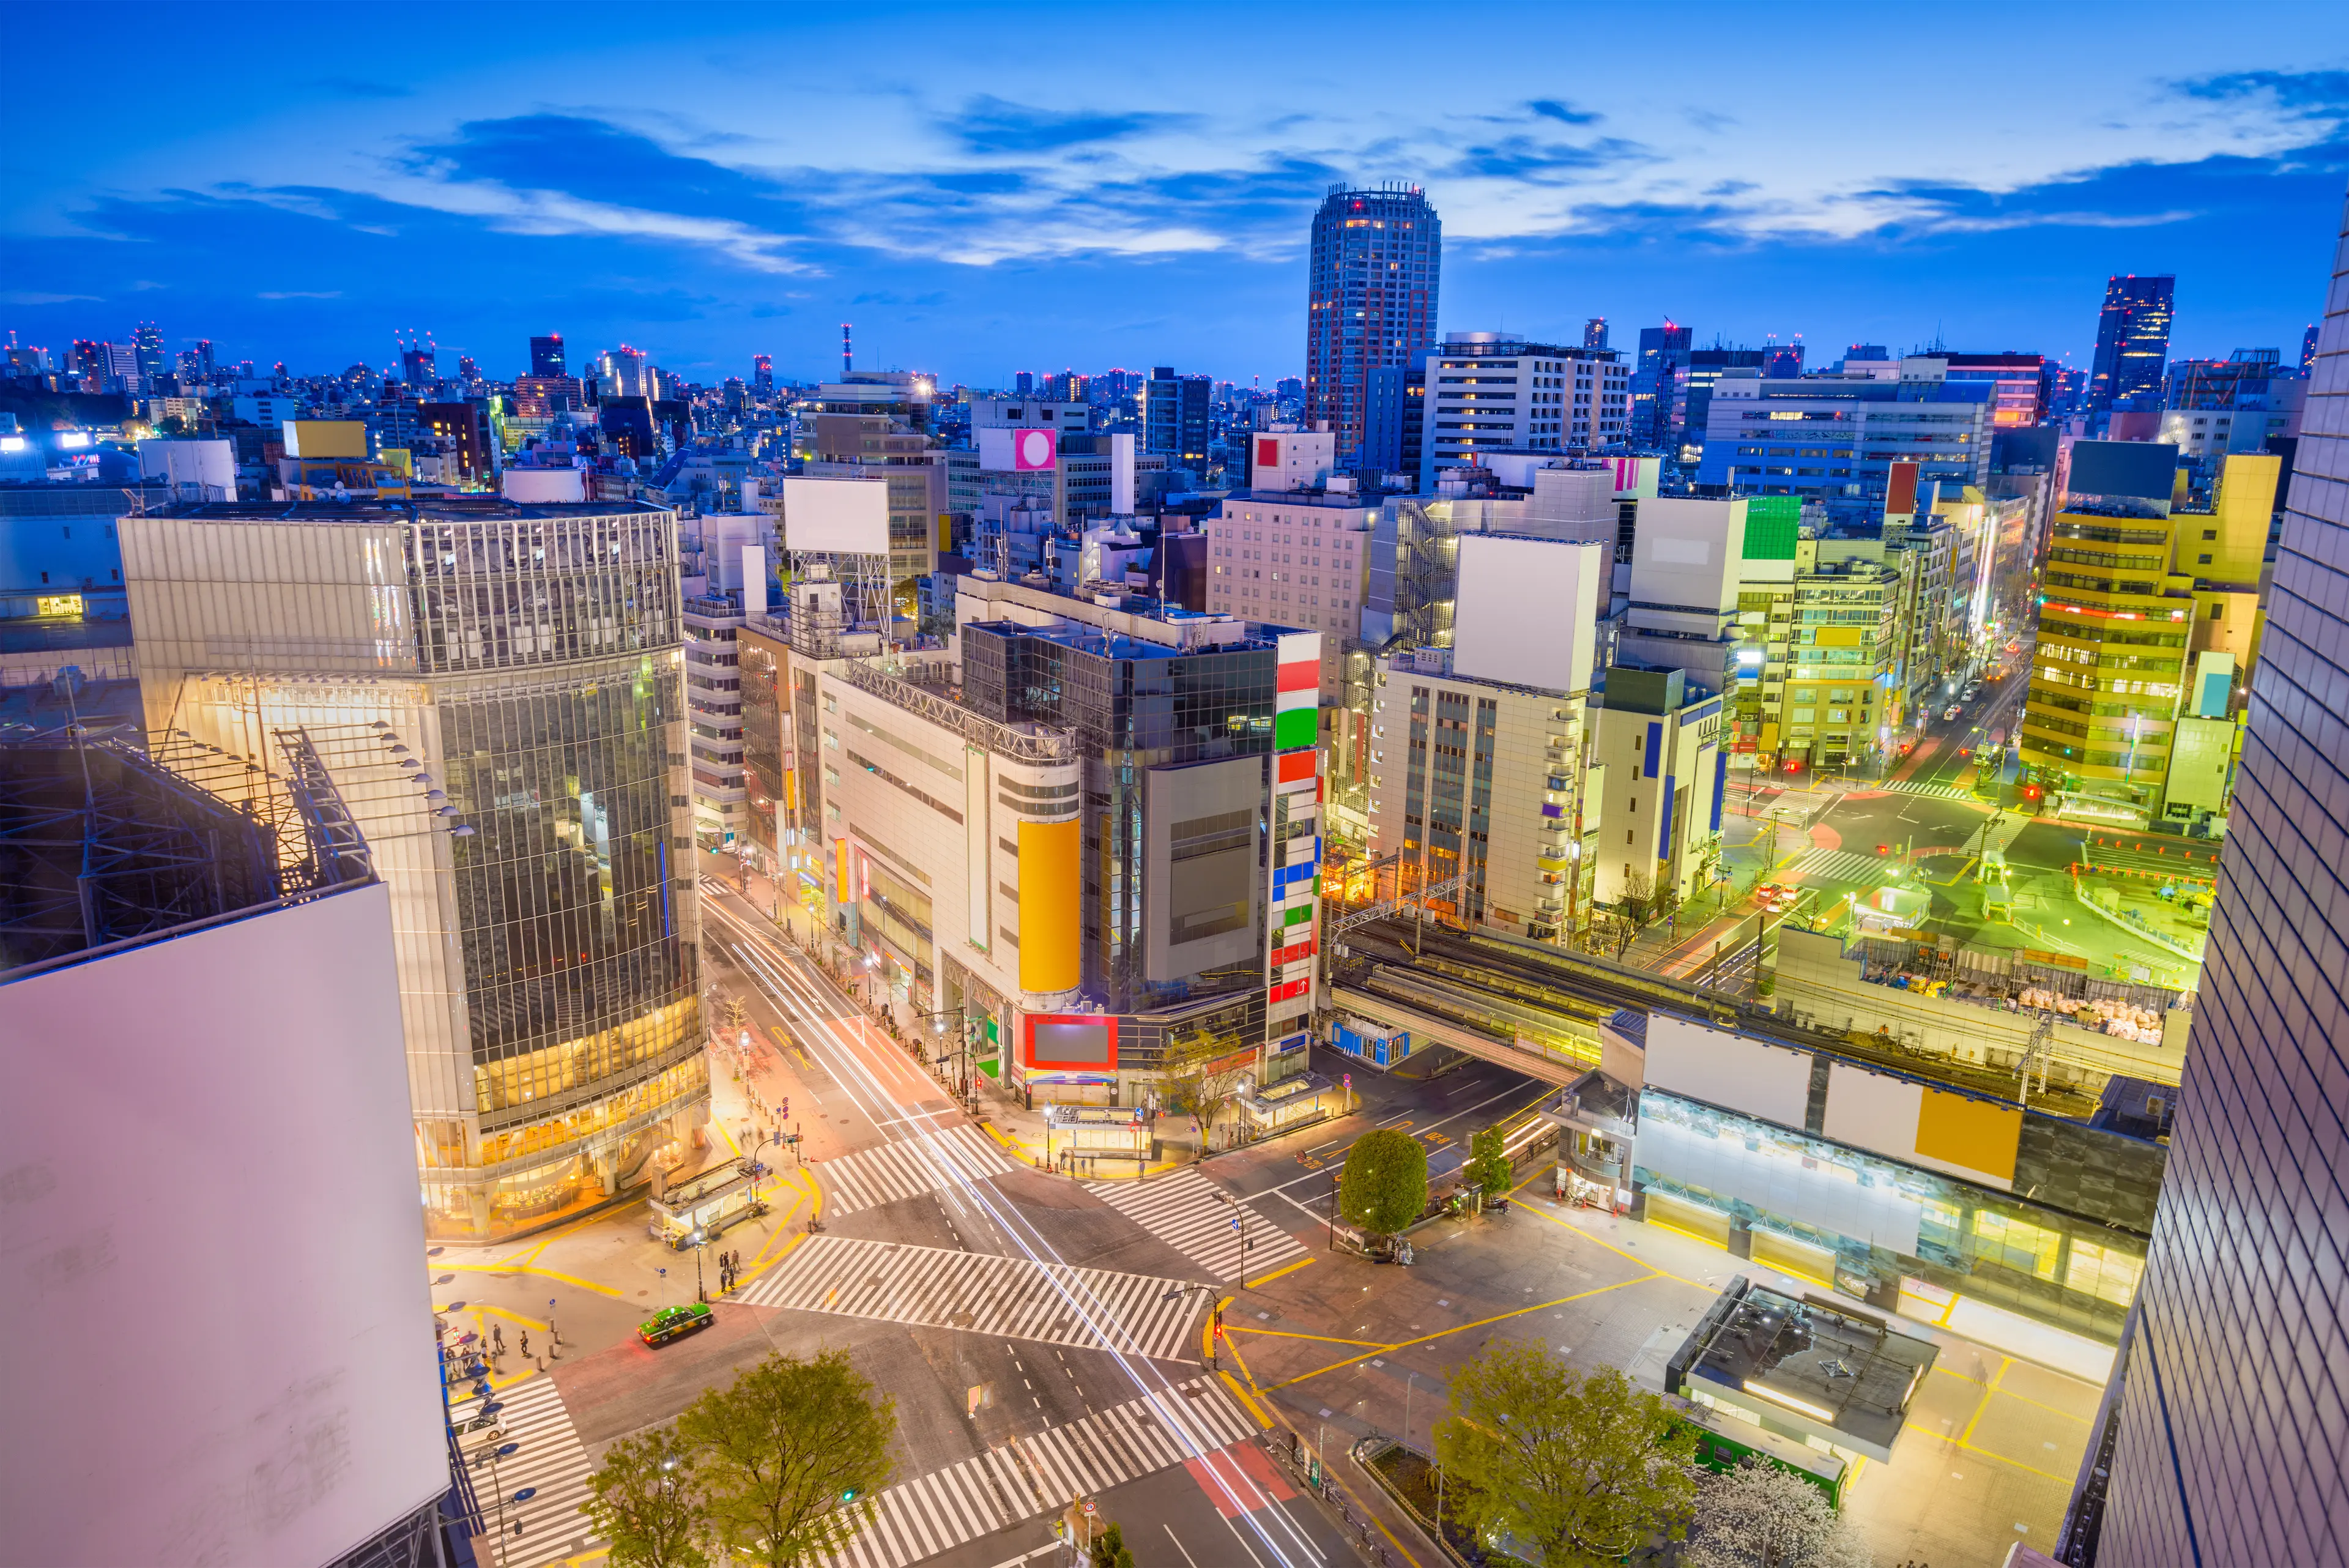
1219,1370,1273,1429
1901,1421,2075,1484
1225,1326,1386,1347
438,1261,624,1299
1262,1274,1658,1393
1243,1255,1316,1290
1957,1357,2010,1449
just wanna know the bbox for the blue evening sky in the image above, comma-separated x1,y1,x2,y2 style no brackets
2,2,2345,387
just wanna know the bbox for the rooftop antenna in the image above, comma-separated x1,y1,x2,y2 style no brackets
842,322,853,379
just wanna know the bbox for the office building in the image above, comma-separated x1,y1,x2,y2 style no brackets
803,413,946,585
530,333,566,377
1420,333,1628,487
1942,351,2053,428
1592,663,1723,910
971,396,1091,437
1364,534,1607,941
1305,183,1441,469
1696,357,1995,523
1762,341,1805,379
2019,440,2197,823
1675,346,1768,465
2069,190,2349,1568
1631,322,1693,448
1145,367,1211,473
735,611,793,874
753,353,774,393
1,735,447,1568
1615,496,1749,698
798,571,1329,1121
2158,347,2304,463
683,498,777,846
123,496,706,1238
1584,318,1609,351
2087,274,2175,410
1205,469,1377,696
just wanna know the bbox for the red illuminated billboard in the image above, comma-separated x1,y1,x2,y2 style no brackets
1023,1013,1118,1070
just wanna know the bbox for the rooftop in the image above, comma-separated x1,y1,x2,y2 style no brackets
1671,1279,1937,1462
152,497,674,525
1,731,373,979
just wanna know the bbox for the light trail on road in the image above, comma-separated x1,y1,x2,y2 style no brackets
701,890,1331,1568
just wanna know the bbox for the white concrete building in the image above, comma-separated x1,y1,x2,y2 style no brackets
1422,332,1630,488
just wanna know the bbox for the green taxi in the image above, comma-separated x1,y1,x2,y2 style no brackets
638,1301,715,1347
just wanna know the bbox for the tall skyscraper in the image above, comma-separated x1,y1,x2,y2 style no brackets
131,320,164,382
1584,317,1609,350
529,333,566,377
2304,321,2321,374
2087,273,2175,409
752,352,773,392
1305,182,1441,469
2068,193,2349,1566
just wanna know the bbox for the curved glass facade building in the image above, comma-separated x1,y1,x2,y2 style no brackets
125,497,705,1238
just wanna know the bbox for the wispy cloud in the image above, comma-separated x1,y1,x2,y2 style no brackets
938,96,1198,155
258,290,343,299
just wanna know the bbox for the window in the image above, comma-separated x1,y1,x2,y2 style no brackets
1972,1211,2061,1280
2065,1239,2144,1306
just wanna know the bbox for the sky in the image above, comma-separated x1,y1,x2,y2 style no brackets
2,2,2346,388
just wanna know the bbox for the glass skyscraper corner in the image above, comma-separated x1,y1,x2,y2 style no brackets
123,497,705,1240
2068,191,2349,1566
2087,273,2176,411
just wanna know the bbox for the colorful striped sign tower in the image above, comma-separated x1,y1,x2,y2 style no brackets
1267,633,1323,1045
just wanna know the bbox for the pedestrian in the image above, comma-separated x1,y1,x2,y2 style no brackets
519,1329,530,1358
492,1323,504,1353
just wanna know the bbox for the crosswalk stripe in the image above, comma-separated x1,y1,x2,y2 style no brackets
1084,1167,1310,1283
1783,846,1884,885
738,1235,1199,1359
815,1124,1015,1216
447,1375,596,1567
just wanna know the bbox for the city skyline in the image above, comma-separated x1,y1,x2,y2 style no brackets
4,4,2344,382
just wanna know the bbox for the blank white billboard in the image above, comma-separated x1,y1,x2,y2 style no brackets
783,475,891,554
1,882,445,1567
1644,1011,1813,1128
1452,535,1600,694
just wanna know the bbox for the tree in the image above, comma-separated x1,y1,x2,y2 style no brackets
580,1425,710,1568
678,1349,897,1568
1465,1126,1513,1204
1680,1458,1871,1568
1088,1520,1137,1568
1159,1028,1254,1154
1339,1127,1429,1237
1431,1342,1698,1568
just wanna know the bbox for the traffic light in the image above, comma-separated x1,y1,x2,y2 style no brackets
779,1097,789,1119
2023,784,2043,802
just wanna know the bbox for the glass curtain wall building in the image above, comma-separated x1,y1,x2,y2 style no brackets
2071,195,2349,1565
1305,184,1441,471
122,498,703,1239
2087,274,2176,411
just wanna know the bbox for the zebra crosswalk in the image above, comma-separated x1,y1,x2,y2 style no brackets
450,1375,596,1567
1085,1168,1310,1284
820,1375,1258,1568
740,1235,1200,1359
1879,779,1980,801
1781,845,1888,886
816,1124,1016,1216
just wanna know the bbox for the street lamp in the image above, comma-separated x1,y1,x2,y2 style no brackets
1162,1282,1219,1369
